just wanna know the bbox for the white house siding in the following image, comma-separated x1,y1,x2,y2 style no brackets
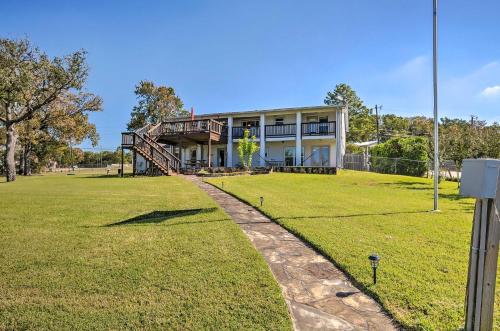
228,139,336,167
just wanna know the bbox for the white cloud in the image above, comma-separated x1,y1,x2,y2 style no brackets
389,55,430,81
480,85,500,97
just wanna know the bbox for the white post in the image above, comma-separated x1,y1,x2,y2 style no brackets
227,116,233,167
180,147,186,169
196,144,202,164
295,112,302,166
259,113,266,167
335,109,345,168
433,0,439,211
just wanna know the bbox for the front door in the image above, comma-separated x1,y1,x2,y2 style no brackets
218,149,225,167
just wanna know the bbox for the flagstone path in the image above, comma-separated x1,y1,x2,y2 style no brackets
185,175,399,331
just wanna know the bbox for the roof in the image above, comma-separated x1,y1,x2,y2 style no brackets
178,105,343,121
354,140,379,148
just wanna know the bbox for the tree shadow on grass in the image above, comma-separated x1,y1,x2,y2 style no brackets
380,181,433,191
274,210,431,222
81,174,134,179
105,207,219,226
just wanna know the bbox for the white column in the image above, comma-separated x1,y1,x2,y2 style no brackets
227,116,233,167
335,109,345,168
196,144,201,162
180,147,186,168
295,112,302,166
259,113,266,166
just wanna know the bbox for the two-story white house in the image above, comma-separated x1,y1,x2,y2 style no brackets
122,105,347,175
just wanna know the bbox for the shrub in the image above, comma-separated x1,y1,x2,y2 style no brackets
346,143,364,154
370,137,429,176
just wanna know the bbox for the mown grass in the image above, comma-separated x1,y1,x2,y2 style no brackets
0,173,291,330
207,171,500,330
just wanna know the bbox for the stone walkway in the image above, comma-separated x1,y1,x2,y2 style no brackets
185,175,398,331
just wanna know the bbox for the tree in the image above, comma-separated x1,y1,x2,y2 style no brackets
380,114,410,141
0,38,95,181
370,137,429,176
408,116,433,137
324,83,376,142
17,91,101,175
237,129,259,169
127,80,189,131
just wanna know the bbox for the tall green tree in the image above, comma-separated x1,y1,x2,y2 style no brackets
324,83,376,142
127,80,188,131
380,114,410,140
0,38,98,181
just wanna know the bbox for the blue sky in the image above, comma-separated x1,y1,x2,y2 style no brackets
1,0,499,149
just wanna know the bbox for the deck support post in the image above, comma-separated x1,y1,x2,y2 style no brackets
120,147,124,177
132,150,136,177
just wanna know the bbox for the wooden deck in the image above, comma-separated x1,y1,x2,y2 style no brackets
150,119,226,145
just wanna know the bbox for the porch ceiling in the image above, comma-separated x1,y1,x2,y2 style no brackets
156,132,227,145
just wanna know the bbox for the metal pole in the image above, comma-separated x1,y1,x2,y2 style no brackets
433,0,439,211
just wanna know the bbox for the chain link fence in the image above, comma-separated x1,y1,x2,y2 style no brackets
343,153,431,177
343,153,462,180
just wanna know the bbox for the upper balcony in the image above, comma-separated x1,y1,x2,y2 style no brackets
231,121,336,140
232,126,260,139
301,121,336,136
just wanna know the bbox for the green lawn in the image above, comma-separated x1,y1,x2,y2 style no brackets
207,171,499,330
0,173,291,330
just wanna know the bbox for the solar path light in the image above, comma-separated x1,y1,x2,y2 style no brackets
368,253,380,284
260,196,264,207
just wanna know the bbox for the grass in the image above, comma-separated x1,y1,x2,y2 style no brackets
0,173,291,330
207,171,500,330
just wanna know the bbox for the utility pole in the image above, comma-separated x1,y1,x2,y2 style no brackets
432,0,439,211
374,105,381,144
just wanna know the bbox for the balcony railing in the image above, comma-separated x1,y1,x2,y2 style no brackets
232,126,260,139
265,124,296,137
301,121,336,136
157,119,224,135
232,122,336,139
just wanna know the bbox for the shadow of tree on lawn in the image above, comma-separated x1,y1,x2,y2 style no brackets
380,181,433,191
106,207,218,226
274,210,431,221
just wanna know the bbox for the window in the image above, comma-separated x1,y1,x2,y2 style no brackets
319,116,329,134
284,147,295,166
307,116,318,123
275,118,284,125
311,146,330,166
241,120,259,127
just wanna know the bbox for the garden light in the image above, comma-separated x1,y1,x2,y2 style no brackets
368,253,380,284
260,196,264,207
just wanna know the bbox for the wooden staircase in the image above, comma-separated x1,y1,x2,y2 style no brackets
121,124,181,176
